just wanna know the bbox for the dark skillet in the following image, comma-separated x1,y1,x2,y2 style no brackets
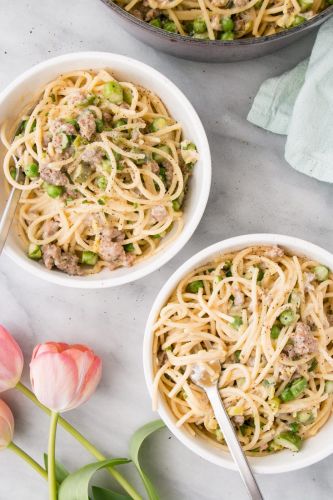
100,0,333,62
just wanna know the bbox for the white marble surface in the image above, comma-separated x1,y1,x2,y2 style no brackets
0,1,332,499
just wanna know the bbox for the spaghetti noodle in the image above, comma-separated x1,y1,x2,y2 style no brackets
1,69,198,275
114,0,331,40
152,245,333,455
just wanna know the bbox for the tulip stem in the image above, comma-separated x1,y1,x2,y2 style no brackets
48,411,59,500
16,382,142,500
8,441,48,481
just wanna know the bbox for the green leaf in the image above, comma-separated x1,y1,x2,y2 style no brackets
58,458,130,500
92,486,131,500
43,453,70,484
129,420,165,500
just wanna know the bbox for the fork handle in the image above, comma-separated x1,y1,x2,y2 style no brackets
0,185,21,255
205,385,263,500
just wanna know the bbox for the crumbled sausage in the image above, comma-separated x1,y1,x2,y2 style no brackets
285,322,318,358
42,220,59,239
146,160,160,174
98,227,135,269
81,147,104,168
77,110,96,141
265,246,284,259
40,164,68,186
42,244,82,275
233,415,245,426
66,91,86,107
49,119,76,136
151,205,168,222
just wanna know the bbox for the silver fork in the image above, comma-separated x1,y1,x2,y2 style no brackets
190,360,263,500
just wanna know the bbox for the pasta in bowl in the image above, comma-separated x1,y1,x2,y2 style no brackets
144,235,333,473
0,52,211,287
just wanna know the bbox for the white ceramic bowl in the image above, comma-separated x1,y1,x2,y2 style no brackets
0,52,211,288
143,234,333,474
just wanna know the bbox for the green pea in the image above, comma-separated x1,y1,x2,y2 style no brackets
81,251,98,266
314,265,329,282
103,81,123,104
270,324,281,339
221,17,234,32
279,309,295,326
163,21,177,33
28,243,42,260
45,183,64,198
186,280,204,293
153,144,171,163
124,243,135,252
150,18,162,28
193,18,206,34
96,176,107,190
95,119,104,133
24,163,39,178
150,117,167,132
231,315,243,329
221,32,234,40
291,15,306,27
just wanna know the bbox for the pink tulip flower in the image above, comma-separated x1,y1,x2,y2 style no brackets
0,400,14,450
30,342,102,413
0,325,24,392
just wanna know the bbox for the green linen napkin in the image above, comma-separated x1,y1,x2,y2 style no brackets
247,17,333,183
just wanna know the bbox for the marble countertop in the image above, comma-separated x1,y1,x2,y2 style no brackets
0,1,332,499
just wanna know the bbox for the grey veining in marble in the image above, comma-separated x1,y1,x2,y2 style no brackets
0,1,332,499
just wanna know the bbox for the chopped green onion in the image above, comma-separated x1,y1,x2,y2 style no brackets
308,358,318,372
280,377,308,402
296,410,314,425
153,144,171,163
279,309,295,326
114,119,127,128
231,315,243,329
234,350,241,362
96,176,107,190
314,265,329,282
10,168,17,180
257,267,264,282
28,243,42,260
123,87,133,105
274,431,302,451
289,422,299,433
324,380,333,394
24,163,39,178
95,119,104,133
268,397,280,412
103,81,123,104
151,117,167,132
98,198,106,205
81,251,98,266
186,280,204,293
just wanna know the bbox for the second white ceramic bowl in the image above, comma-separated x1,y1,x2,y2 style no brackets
0,52,211,288
143,234,333,474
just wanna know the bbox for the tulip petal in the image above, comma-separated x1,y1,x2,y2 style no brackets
0,400,14,449
30,352,79,412
64,349,102,411
0,326,24,392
